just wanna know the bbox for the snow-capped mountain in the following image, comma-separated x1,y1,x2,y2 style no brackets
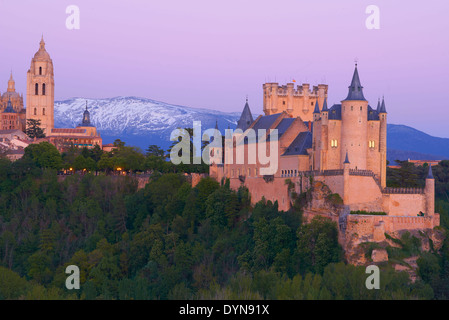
54,96,449,162
54,96,242,150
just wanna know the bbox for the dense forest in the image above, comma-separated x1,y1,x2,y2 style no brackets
0,141,449,300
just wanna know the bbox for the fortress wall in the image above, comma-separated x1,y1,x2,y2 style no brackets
229,176,292,212
346,214,437,242
382,193,426,216
346,175,382,208
314,175,344,198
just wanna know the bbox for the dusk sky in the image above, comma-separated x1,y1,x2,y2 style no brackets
0,0,448,137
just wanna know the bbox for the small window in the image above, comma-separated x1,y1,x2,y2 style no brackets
35,83,38,95
42,83,46,96
360,106,362,111
351,106,353,111
39,66,42,75
43,108,45,115
34,108,37,115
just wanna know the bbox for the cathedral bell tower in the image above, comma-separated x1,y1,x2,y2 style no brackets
26,36,55,135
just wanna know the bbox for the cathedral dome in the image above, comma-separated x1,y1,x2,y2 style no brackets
33,37,51,61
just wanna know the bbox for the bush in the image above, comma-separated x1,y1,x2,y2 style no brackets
350,210,386,216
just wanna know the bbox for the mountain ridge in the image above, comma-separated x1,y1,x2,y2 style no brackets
54,96,449,162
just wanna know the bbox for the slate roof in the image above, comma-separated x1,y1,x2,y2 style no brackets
251,113,280,132
328,104,342,120
275,118,295,137
282,131,312,156
379,97,387,113
344,65,367,101
367,105,380,120
236,99,254,131
3,98,16,113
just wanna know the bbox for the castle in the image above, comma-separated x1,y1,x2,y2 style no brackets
210,65,440,256
1,37,102,154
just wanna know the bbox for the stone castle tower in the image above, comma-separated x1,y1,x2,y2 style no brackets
26,36,55,134
263,82,328,121
312,64,387,188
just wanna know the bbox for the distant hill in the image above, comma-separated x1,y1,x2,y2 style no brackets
387,149,447,165
387,124,449,162
54,97,449,161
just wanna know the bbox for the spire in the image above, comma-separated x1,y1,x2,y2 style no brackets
344,64,366,101
344,151,350,164
322,97,328,112
215,120,218,130
313,98,320,114
40,34,45,50
427,164,434,179
376,98,381,113
379,96,387,113
237,97,254,131
80,101,92,126
4,96,15,113
7,71,15,92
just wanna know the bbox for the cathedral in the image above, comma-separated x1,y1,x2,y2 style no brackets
0,72,26,131
1,37,102,152
210,65,440,250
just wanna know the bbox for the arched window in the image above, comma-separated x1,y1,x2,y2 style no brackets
34,108,37,115
39,67,42,75
42,83,46,96
35,83,38,95
43,108,46,115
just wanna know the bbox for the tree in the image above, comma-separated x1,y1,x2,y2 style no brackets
296,216,343,274
98,153,114,174
22,142,63,170
26,119,46,139
146,145,165,158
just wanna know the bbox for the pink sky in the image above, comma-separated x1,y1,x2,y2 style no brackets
0,0,448,137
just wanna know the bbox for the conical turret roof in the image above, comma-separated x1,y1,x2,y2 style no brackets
237,98,254,131
344,64,366,101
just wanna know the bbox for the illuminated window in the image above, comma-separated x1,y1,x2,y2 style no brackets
331,139,338,148
369,140,375,148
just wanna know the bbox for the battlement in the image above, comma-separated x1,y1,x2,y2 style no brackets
382,187,425,194
263,83,328,97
